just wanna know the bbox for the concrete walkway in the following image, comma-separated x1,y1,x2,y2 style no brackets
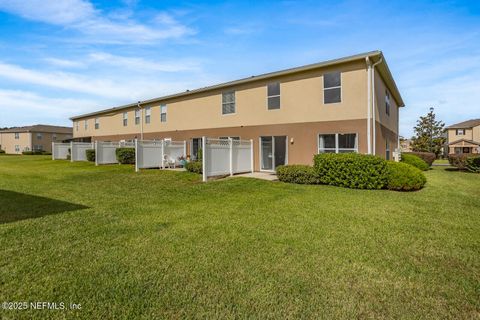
232,172,278,181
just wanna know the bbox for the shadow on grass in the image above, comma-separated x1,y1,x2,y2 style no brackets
0,190,88,224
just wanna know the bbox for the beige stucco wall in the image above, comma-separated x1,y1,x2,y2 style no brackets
0,132,31,154
31,132,73,152
447,128,473,143
472,125,480,142
73,60,371,139
373,69,399,135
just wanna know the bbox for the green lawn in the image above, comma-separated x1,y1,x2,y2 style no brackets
0,156,479,319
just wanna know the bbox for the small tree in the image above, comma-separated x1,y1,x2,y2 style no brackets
411,107,445,158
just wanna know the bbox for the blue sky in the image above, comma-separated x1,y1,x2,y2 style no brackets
0,0,479,137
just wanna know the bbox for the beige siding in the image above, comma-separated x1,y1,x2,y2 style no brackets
448,128,473,143
0,132,31,154
73,60,369,139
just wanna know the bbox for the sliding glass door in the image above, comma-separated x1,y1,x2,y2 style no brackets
260,136,287,171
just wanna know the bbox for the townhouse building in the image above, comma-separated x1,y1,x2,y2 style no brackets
71,51,404,171
0,125,72,154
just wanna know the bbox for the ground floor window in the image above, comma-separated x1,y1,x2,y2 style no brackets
15,145,20,152
463,147,470,153
318,133,357,153
386,140,391,160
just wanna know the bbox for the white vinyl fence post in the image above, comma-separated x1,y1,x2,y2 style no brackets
229,138,233,176
250,139,254,173
52,142,55,160
70,141,74,162
202,136,207,182
161,139,165,169
94,141,98,166
135,139,139,172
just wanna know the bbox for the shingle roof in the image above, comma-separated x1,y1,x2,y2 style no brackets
71,50,405,120
0,125,72,134
446,119,480,129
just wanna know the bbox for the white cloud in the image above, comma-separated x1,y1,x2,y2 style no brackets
0,0,193,44
0,89,99,126
44,58,86,69
88,52,201,72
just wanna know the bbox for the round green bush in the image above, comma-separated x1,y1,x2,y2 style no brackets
0,149,5,154
86,149,95,162
386,161,426,191
404,152,435,166
465,156,480,173
401,154,429,171
314,153,388,189
116,147,135,164
276,165,320,184
185,161,202,174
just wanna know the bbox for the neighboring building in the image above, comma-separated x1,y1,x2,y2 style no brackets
0,125,72,154
446,119,480,155
399,137,412,152
71,51,404,171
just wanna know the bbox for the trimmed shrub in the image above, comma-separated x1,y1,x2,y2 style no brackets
401,154,429,171
404,152,435,166
448,154,478,170
465,156,480,173
116,147,135,164
86,149,95,162
313,153,388,189
22,150,43,155
386,161,426,191
277,165,320,184
185,161,202,174
0,149,5,154
42,151,52,155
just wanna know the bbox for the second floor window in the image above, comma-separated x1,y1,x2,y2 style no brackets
123,112,128,126
160,104,167,122
456,129,465,135
267,82,280,110
145,107,151,124
52,134,57,141
95,118,100,130
76,122,79,131
36,133,42,140
84,120,88,130
135,109,140,125
323,72,341,104
222,91,235,114
385,90,391,116
14,132,19,139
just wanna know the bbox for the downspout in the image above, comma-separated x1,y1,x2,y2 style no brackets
371,57,383,156
366,57,372,154
138,101,143,140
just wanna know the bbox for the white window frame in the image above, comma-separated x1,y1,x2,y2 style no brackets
385,90,391,116
266,82,281,110
323,72,342,104
36,133,42,140
145,107,151,124
135,109,141,125
386,140,390,160
317,133,358,153
123,112,128,127
15,145,20,152
258,136,289,172
160,104,167,123
14,132,19,139
222,91,236,115
75,121,79,131
52,134,57,141
95,118,100,130
84,120,88,130
456,129,465,135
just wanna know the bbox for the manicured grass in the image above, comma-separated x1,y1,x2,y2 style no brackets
433,159,450,165
0,156,479,319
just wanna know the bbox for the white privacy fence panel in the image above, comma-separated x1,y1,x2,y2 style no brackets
135,139,187,171
232,139,253,174
71,142,93,162
52,142,70,160
202,137,253,182
96,141,118,165
135,140,163,171
163,140,187,167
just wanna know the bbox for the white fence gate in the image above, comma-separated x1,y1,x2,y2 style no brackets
135,139,186,172
95,141,134,165
71,142,94,162
202,137,253,182
52,142,70,160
